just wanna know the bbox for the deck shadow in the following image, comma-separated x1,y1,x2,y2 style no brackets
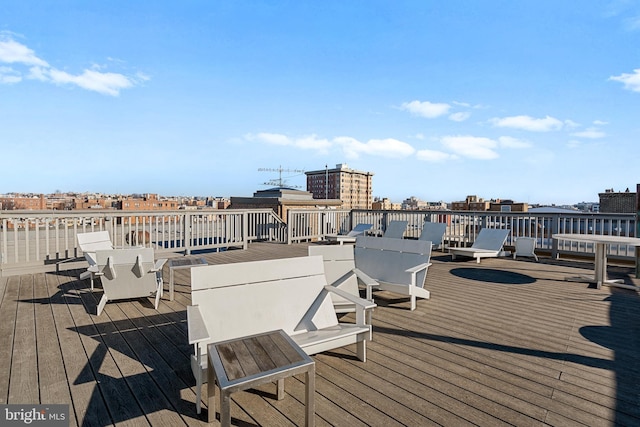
450,267,536,285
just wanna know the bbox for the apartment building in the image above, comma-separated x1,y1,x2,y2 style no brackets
305,164,373,209
598,188,636,213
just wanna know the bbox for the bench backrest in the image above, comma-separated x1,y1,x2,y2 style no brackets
419,222,447,247
383,220,408,239
472,228,510,250
191,255,338,345
95,247,158,299
355,236,431,288
78,231,113,253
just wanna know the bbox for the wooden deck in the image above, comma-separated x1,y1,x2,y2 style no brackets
1,242,639,426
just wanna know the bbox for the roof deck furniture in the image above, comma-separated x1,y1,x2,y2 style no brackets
449,228,511,264
308,245,378,326
324,223,373,245
382,220,409,239
513,237,538,262
94,247,167,316
77,231,115,290
418,222,447,250
553,233,640,290
187,255,375,414
355,236,432,311
207,329,315,426
166,257,208,301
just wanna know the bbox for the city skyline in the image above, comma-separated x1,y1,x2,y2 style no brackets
2,2,639,204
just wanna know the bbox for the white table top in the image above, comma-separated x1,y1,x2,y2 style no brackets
552,233,640,246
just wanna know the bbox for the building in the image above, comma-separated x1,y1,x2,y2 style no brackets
451,195,491,211
229,187,342,222
305,164,373,210
598,188,636,213
488,200,528,212
372,197,401,210
0,194,46,210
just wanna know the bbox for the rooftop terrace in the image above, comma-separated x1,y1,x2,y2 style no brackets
1,242,639,426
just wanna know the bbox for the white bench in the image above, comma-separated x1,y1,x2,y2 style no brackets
187,255,375,414
355,236,432,311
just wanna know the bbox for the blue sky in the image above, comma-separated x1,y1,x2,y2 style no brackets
1,1,639,205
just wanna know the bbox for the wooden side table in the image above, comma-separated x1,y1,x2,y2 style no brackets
166,257,207,300
207,330,315,426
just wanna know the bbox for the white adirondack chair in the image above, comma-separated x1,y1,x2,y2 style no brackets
513,237,538,261
308,244,378,315
419,222,447,250
77,231,114,290
449,228,510,263
94,247,167,316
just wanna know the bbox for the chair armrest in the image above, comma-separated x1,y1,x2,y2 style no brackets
352,267,378,288
187,305,211,345
324,286,376,310
153,258,167,271
406,262,431,275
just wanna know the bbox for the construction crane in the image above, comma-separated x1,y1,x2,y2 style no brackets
258,166,305,189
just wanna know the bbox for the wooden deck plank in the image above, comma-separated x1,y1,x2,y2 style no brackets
1,242,639,426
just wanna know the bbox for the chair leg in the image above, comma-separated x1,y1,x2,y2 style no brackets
96,294,108,316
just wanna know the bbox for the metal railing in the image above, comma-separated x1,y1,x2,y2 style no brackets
2,207,637,276
0,209,286,276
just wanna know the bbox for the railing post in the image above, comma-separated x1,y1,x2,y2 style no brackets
184,212,192,255
636,184,640,278
287,210,292,245
551,214,560,259
243,211,249,250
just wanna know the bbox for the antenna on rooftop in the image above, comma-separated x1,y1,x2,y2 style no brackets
258,166,305,189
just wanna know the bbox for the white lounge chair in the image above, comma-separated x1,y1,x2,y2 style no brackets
513,237,538,261
325,223,373,245
77,231,115,290
355,236,432,311
418,222,447,250
383,220,408,239
94,247,167,316
308,244,378,316
449,228,510,263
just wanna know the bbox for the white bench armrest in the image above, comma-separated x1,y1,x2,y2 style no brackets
406,262,432,275
325,285,377,310
187,305,211,345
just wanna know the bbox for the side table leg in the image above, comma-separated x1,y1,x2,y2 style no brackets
169,268,175,301
277,379,285,400
207,359,216,423
220,391,231,427
305,365,315,427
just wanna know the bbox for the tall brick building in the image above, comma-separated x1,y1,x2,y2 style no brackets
305,164,373,210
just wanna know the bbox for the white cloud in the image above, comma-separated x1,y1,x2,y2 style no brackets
449,112,471,122
498,136,531,148
0,34,144,96
0,66,21,83
400,100,451,118
567,140,582,149
335,137,415,159
609,69,640,92
416,149,456,162
0,37,48,66
570,127,606,139
593,120,609,126
440,135,499,159
489,115,564,132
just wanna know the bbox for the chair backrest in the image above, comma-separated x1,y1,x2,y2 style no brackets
95,247,159,299
355,236,431,288
383,220,408,239
471,228,510,250
346,223,373,237
308,245,359,307
419,222,447,248
191,255,338,345
77,231,113,253
515,237,536,256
